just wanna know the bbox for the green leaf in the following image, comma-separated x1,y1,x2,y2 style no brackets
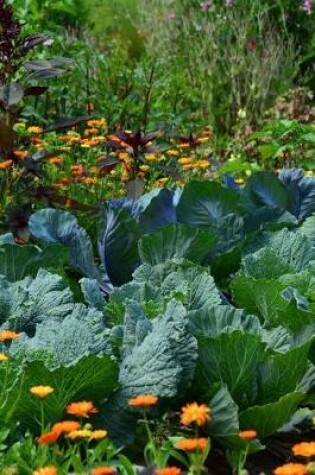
257,342,312,404
245,228,315,272
208,385,239,437
241,248,292,279
196,331,264,407
29,209,106,287
0,244,69,281
138,223,216,265
0,83,24,107
177,181,239,229
257,143,279,160
1,355,119,429
243,171,293,212
231,276,315,331
239,392,305,439
119,300,198,398
189,305,261,338
99,207,141,286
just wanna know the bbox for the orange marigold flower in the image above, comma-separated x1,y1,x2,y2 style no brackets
174,438,208,452
128,394,158,408
0,160,13,170
91,467,116,475
239,430,258,441
67,429,93,440
292,442,315,457
37,431,59,445
30,385,54,398
0,330,19,341
90,430,108,440
0,352,8,362
48,157,63,165
180,402,211,427
33,466,58,475
274,463,307,475
155,467,181,475
13,150,28,160
51,420,80,436
66,400,98,418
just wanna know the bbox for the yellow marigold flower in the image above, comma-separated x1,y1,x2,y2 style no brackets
87,118,107,128
174,438,208,452
198,137,209,143
90,430,108,440
128,394,158,408
274,463,307,475
67,429,93,440
0,353,8,362
166,150,180,156
14,121,26,128
32,466,58,475
139,165,150,172
91,468,116,475
145,153,158,161
0,330,19,341
292,442,315,457
27,126,43,134
155,467,181,475
239,430,258,441
0,160,13,170
66,400,98,418
195,160,209,169
180,402,211,426
178,157,194,165
51,420,80,436
30,385,54,398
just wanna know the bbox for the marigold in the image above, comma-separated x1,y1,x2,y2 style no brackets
51,420,80,436
30,385,54,398
27,126,43,134
91,468,116,475
0,160,13,170
239,430,258,441
155,467,181,475
0,352,8,362
180,402,211,427
13,150,28,160
195,160,209,169
274,463,307,475
0,330,19,341
90,430,108,439
33,466,58,475
37,431,59,445
128,394,158,408
174,438,208,452
67,429,93,440
66,400,98,418
292,442,315,457
177,157,194,165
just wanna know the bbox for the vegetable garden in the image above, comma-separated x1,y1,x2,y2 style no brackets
0,1,315,474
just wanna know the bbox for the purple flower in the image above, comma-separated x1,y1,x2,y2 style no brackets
200,1,211,11
302,0,313,13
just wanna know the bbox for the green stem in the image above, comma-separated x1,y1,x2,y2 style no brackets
143,411,158,467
